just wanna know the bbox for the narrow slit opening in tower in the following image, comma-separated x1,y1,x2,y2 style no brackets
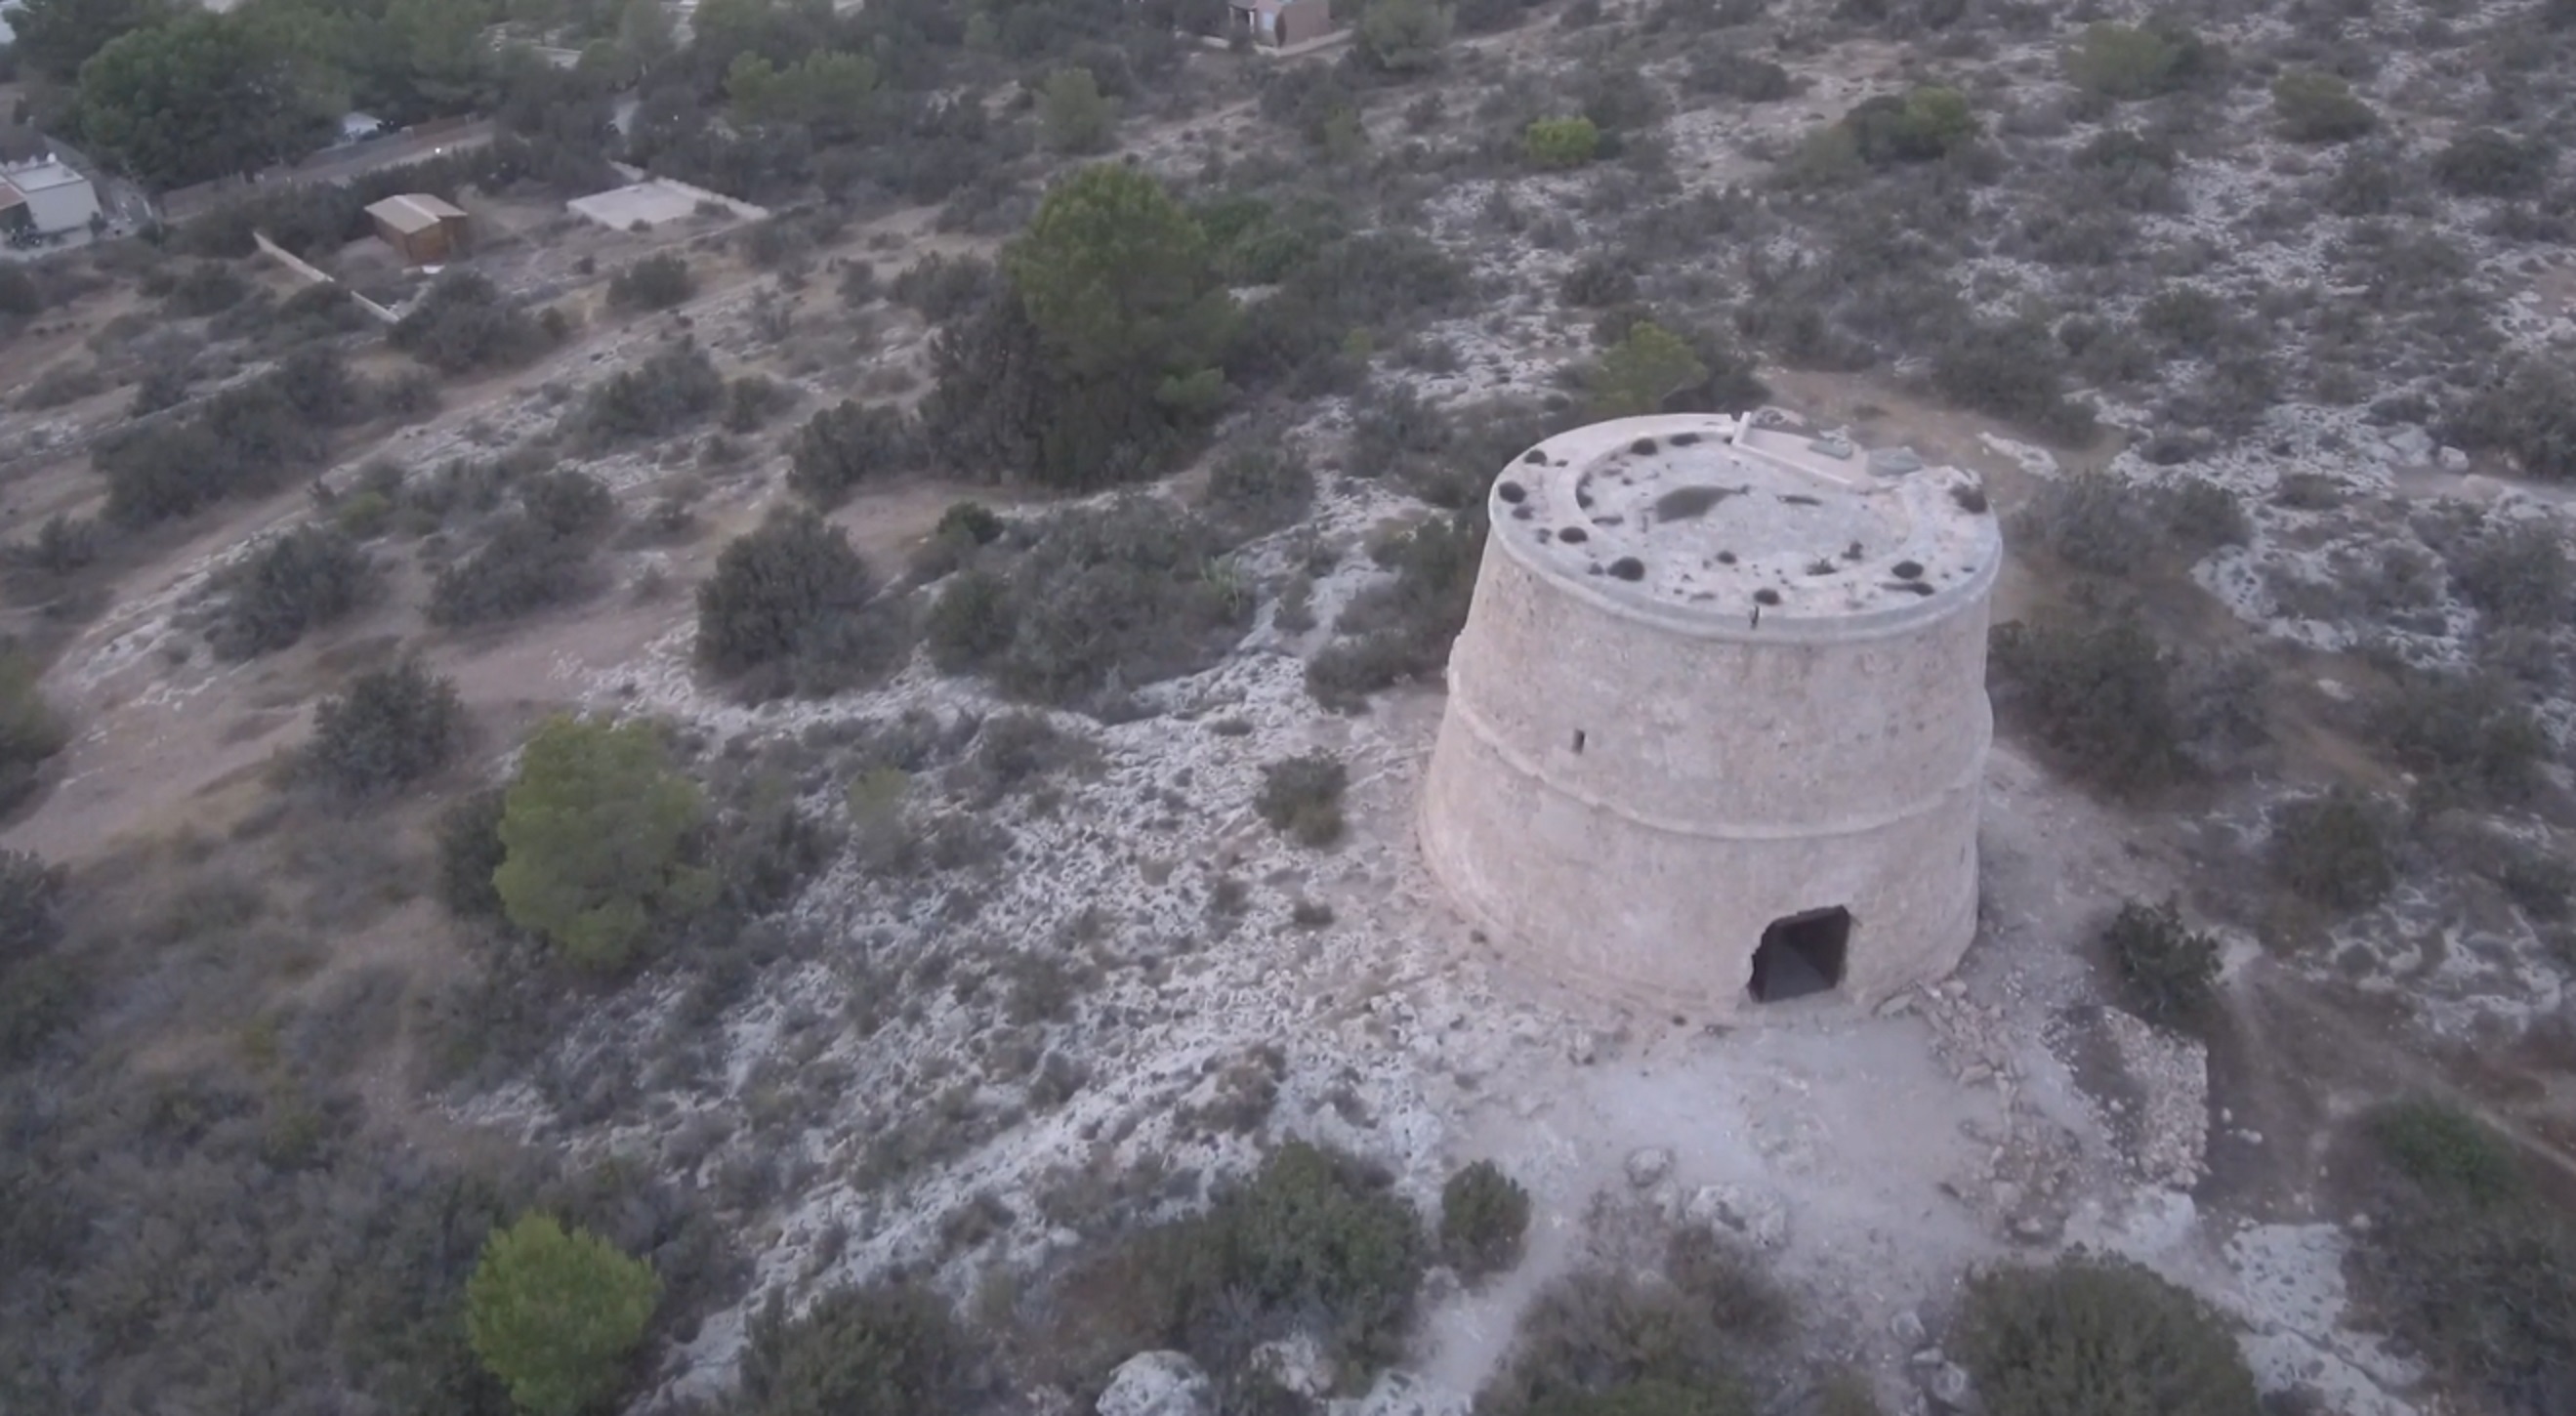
1571,729,1586,754
1748,907,1850,1003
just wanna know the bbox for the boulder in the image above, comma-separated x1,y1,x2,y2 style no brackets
1625,1145,1674,1188
1684,1183,1789,1251
1099,1352,1213,1416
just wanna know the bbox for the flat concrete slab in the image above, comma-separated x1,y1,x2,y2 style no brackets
567,182,707,230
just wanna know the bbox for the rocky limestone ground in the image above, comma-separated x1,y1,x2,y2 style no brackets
398,446,2431,1415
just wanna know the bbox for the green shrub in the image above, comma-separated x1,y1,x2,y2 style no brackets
695,509,875,677
2431,129,2552,198
1308,511,1485,710
2349,1102,2576,1415
393,271,556,373
1478,1233,1779,1416
1440,1159,1531,1279
493,717,715,971
2369,1100,2526,1206
519,469,614,539
2370,672,2547,808
0,646,64,814
1588,321,1709,419
1954,1253,2261,1416
578,340,724,444
2101,897,2220,1027
1524,116,1602,168
1356,0,1453,72
1227,1141,1429,1367
1988,614,2185,795
1202,447,1314,540
606,253,696,312
0,849,66,965
2272,71,2376,144
1041,65,1116,154
213,525,371,660
2459,360,2576,480
436,786,511,921
925,568,1017,671
2066,22,2181,101
2012,475,2244,577
1843,86,1977,165
735,1283,969,1416
2447,520,2569,629
928,499,1249,711
788,400,925,506
428,516,595,628
465,1213,661,1416
2268,788,2392,913
1930,321,2096,443
1256,752,1349,848
307,661,465,798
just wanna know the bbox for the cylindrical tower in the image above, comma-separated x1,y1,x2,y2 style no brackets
1418,410,2002,1018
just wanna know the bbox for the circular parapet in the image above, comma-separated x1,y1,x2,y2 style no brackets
1486,411,2000,642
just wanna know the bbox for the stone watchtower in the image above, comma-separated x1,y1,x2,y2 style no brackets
1419,410,2002,1019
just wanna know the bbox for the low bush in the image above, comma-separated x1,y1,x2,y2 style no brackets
1687,49,1796,102
787,400,926,507
307,662,465,799
2431,129,2553,198
2012,475,2247,576
723,374,795,433
0,849,65,964
1987,614,2185,795
0,646,63,814
1843,86,1978,166
2272,70,2376,144
213,526,371,660
1954,1253,2261,1416
428,516,595,628
1256,751,1349,848
466,1212,661,1416
1201,446,1314,542
1589,321,1711,420
2447,520,2569,629
1478,1230,1782,1416
393,271,558,374
926,499,1250,713
606,253,696,312
436,786,511,921
519,470,614,540
1308,512,1485,710
2101,897,2221,1027
1440,1159,1532,1279
695,510,876,678
734,1282,969,1416
2348,1101,2576,1416
2369,672,2547,808
97,378,329,525
1222,1141,1430,1370
577,340,724,445
1525,116,1602,168
2268,788,2393,913
1929,321,2096,443
2065,19,2220,101
888,252,996,322
2458,360,2576,480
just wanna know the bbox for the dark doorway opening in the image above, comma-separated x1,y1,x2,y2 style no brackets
1748,907,1851,1003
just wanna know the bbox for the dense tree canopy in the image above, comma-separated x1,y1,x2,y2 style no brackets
76,11,335,187
11,0,178,83
492,716,714,971
953,164,1236,486
465,1214,660,1416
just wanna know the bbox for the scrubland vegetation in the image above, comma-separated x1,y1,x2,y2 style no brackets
0,0,2573,1413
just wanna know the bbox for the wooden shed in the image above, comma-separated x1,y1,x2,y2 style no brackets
365,192,469,266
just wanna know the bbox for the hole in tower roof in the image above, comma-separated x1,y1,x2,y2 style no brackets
1559,526,1590,544
1630,437,1659,455
1498,480,1526,503
1754,588,1780,605
1608,556,1644,580
1652,485,1738,521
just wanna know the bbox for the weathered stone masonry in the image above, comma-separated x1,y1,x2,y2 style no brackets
1419,410,2002,1019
